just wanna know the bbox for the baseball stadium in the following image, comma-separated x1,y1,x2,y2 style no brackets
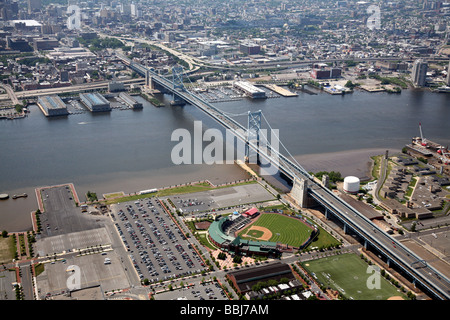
208,208,318,257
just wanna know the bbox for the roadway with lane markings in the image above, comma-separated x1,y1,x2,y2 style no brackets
0,78,145,101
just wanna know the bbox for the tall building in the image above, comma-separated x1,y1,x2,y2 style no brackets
0,0,19,20
121,3,131,15
130,2,140,17
447,61,450,87
412,59,428,87
27,0,41,14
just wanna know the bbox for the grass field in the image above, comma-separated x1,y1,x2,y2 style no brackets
302,253,408,300
238,213,314,247
307,225,341,250
0,236,15,263
104,180,258,205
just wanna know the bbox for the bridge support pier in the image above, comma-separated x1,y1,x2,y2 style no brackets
145,69,155,90
343,224,348,234
324,208,329,219
170,95,186,106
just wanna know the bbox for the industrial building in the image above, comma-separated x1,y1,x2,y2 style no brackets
79,92,111,112
33,37,59,51
239,41,261,55
310,67,342,79
375,60,408,71
6,37,33,52
108,81,125,92
119,92,143,109
233,81,266,99
226,262,298,294
36,95,69,117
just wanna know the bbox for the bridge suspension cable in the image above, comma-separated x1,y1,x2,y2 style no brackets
245,110,312,180
260,112,311,178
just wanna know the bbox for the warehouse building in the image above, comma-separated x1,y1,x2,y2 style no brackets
119,92,143,109
233,81,266,99
37,95,69,117
79,92,111,112
226,262,298,295
33,37,59,51
108,81,125,92
239,41,261,55
310,67,342,79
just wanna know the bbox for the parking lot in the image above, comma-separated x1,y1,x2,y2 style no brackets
110,197,207,283
0,270,16,300
38,185,105,238
154,281,228,300
35,227,112,257
165,182,275,216
36,250,130,299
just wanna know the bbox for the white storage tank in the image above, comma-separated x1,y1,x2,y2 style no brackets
343,176,360,194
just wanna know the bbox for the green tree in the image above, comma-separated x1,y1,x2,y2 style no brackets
345,80,357,89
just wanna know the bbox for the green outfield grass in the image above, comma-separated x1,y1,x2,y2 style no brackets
238,213,314,247
307,225,341,250
302,253,408,300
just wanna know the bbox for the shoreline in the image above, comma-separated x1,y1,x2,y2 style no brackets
292,148,400,181
0,148,394,232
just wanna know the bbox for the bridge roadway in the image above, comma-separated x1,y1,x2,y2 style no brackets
120,54,450,300
0,78,145,101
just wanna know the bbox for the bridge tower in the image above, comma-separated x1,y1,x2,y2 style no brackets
290,177,308,208
245,110,262,164
170,66,186,106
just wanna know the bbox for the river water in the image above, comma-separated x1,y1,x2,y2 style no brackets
0,88,449,231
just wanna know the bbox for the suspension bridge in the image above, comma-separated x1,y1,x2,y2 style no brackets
118,54,450,300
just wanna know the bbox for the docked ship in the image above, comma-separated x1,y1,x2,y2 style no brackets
12,193,28,199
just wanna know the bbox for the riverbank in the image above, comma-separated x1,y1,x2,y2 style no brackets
250,148,397,194
292,148,400,181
